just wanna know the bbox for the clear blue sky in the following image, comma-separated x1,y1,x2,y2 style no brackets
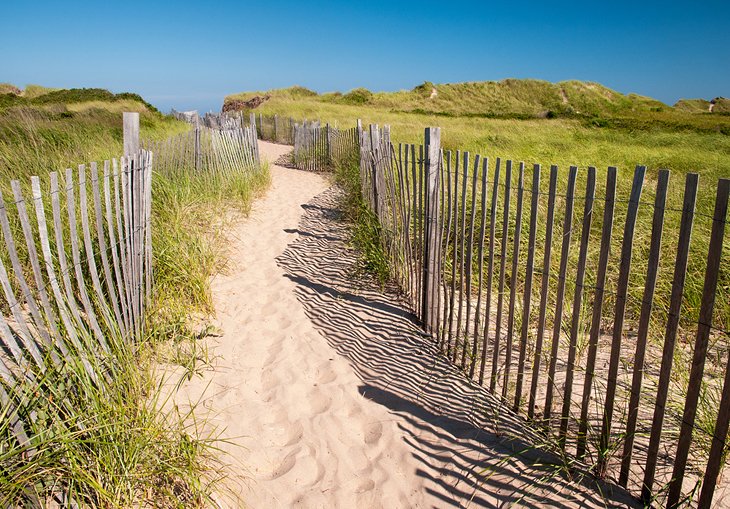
2,0,728,113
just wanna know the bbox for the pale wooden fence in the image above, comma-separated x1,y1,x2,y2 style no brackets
292,121,358,172
0,141,152,448
0,109,263,458
350,123,729,508
256,114,295,144
143,124,259,176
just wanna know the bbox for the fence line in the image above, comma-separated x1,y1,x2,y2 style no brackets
1,110,263,465
153,109,730,503
295,119,730,507
292,121,358,172
143,124,260,176
0,148,152,444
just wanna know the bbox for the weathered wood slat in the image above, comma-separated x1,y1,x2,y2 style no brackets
447,151,460,357
667,177,729,508
470,157,489,378
440,151,453,351
461,154,479,368
144,152,153,307
491,159,512,394
50,172,86,335
79,164,115,333
34,175,95,377
479,158,500,385
514,164,540,411
417,144,425,321
29,176,72,365
502,162,524,401
619,169,669,486
597,166,646,476
528,165,557,420
544,166,577,420
112,159,133,338
121,157,138,336
422,128,441,335
641,173,698,504
698,185,730,509
66,167,107,351
454,152,469,363
576,166,617,456
558,167,595,445
10,180,62,346
104,161,130,337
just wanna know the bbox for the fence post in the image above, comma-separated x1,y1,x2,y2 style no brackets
422,127,441,335
356,119,363,152
274,114,279,141
368,124,381,217
194,120,201,172
249,112,257,137
123,112,139,157
326,123,332,164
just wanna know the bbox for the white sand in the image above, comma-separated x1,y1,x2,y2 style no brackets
171,141,640,508
172,142,427,507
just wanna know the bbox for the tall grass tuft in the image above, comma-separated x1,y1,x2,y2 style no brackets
333,153,390,286
0,320,222,507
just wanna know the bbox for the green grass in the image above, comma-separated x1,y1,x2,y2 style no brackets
0,318,222,507
333,153,390,286
0,88,269,505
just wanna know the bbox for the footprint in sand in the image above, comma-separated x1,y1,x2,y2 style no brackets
283,420,304,447
363,421,383,445
266,447,300,480
355,479,376,493
316,364,338,384
310,393,333,414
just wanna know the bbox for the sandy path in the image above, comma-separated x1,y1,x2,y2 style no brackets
173,141,428,508
172,140,640,508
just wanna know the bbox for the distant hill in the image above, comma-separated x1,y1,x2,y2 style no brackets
0,83,159,113
225,79,727,120
675,97,730,114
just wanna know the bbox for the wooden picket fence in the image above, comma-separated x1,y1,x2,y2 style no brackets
143,124,260,176
292,121,358,172
349,123,730,508
0,147,153,445
0,110,264,456
256,113,295,145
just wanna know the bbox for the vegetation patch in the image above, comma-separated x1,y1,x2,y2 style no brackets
0,88,270,505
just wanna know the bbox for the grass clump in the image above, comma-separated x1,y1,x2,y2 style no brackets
0,86,161,114
341,88,373,105
0,325,221,507
333,152,390,286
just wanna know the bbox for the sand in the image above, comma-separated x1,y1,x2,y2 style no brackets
170,141,641,508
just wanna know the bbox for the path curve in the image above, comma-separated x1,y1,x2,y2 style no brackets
174,141,428,508
173,140,639,508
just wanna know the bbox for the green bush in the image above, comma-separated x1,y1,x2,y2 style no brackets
342,88,373,105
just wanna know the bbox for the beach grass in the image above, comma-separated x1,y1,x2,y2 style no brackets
0,87,269,505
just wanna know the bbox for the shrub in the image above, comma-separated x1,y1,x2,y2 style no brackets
342,88,373,105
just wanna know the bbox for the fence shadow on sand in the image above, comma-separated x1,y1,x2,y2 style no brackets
275,186,641,508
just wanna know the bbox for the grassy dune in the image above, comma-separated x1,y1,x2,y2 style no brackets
0,86,268,505
226,82,730,329
229,82,730,477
